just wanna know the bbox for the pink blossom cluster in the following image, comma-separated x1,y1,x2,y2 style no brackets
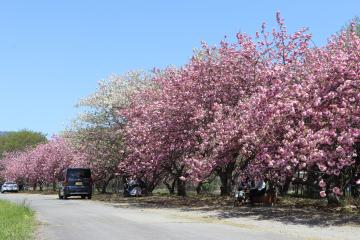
120,13,360,195
1,136,87,186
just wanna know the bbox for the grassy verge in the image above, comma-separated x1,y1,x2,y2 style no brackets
0,199,36,240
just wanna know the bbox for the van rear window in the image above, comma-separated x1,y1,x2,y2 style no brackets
67,169,91,179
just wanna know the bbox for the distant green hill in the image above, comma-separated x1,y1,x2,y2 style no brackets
0,130,47,157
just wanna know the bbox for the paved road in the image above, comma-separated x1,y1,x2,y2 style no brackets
0,193,305,240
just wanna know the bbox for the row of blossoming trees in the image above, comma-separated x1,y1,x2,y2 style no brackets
1,14,359,202
0,137,86,190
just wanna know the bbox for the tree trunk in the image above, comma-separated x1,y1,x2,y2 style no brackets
139,179,156,196
100,182,108,194
164,179,176,195
176,179,186,196
95,183,101,193
100,176,114,194
351,144,360,198
196,182,203,195
52,181,56,191
280,176,292,196
327,192,340,206
304,169,319,198
143,183,155,196
217,161,235,196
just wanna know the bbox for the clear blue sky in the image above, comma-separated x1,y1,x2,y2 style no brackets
0,1,359,136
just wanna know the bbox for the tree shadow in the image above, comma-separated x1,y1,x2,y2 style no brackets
208,205,360,227
96,194,360,227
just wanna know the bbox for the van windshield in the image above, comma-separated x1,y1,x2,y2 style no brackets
67,169,91,180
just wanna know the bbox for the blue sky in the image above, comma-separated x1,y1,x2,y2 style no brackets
0,1,359,136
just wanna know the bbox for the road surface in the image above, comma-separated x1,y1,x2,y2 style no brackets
0,193,358,240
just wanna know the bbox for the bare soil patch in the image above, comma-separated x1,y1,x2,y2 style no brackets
92,193,360,227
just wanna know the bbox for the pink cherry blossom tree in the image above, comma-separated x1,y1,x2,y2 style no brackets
1,136,86,190
122,13,360,200
191,17,360,201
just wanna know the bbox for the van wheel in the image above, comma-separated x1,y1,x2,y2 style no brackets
87,194,92,200
64,195,68,200
81,195,86,199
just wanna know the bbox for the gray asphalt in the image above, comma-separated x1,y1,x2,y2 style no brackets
0,193,296,240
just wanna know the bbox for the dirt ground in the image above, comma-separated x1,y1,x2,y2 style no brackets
92,193,360,240
93,192,360,213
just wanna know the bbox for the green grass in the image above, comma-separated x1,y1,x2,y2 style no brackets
0,199,36,240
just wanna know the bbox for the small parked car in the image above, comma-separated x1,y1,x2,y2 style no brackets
1,182,19,193
58,168,93,200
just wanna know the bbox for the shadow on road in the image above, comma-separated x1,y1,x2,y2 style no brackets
211,206,360,227
99,195,360,227
116,203,360,226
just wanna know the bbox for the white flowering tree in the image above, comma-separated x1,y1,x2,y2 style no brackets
66,71,153,193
